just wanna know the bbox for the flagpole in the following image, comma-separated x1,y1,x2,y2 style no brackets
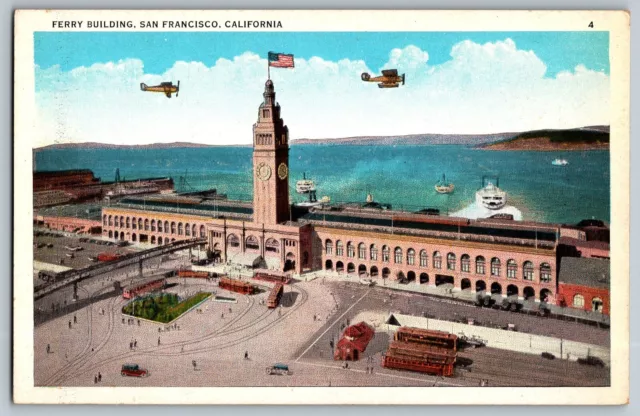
267,59,270,80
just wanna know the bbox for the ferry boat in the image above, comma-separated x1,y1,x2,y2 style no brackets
435,174,454,194
552,158,569,166
295,172,316,194
475,177,507,210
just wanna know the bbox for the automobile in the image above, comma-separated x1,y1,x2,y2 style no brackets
266,363,292,376
88,257,98,262
46,243,54,248
117,241,129,247
79,238,88,243
577,356,605,367
541,352,556,360
35,242,45,249
121,364,149,377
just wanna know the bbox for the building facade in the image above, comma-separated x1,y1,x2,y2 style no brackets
98,79,576,303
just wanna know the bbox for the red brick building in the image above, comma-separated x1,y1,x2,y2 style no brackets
557,256,609,315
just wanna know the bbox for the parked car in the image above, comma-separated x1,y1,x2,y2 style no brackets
266,363,292,375
541,352,556,360
577,356,605,367
121,364,149,377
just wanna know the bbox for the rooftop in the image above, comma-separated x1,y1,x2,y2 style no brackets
36,203,105,221
558,256,610,289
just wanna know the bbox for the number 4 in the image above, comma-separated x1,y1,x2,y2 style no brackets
588,21,594,28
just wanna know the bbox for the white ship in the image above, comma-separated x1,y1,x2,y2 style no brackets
295,172,316,194
552,158,569,166
475,177,507,210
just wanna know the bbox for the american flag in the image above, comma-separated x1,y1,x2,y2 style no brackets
268,52,295,68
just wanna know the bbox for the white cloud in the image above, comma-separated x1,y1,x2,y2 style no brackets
34,39,610,146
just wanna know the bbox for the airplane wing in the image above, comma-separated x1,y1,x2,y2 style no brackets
381,69,398,77
378,83,399,88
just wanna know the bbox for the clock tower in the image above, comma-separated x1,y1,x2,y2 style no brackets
252,80,290,225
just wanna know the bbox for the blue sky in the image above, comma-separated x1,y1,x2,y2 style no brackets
35,32,609,77
33,31,611,146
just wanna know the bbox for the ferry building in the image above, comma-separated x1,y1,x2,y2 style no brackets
102,79,586,304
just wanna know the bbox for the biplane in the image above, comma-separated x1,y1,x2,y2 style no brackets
361,69,405,88
140,81,180,98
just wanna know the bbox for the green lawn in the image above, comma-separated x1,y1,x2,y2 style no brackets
123,292,211,323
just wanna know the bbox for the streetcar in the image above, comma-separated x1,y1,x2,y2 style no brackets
267,283,284,309
122,277,166,299
394,327,458,351
218,277,256,295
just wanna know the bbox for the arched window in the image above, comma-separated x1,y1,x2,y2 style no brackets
433,251,442,269
358,243,366,259
144,219,149,231
592,297,604,313
347,242,355,258
178,223,183,235
490,257,501,276
573,294,585,308
185,223,191,236
447,253,456,270
540,263,552,282
103,215,108,226
164,221,169,234
157,220,162,232
382,245,390,262
151,220,156,232
114,216,119,227
394,247,403,264
227,234,240,247
126,217,130,228
200,225,205,238
246,235,259,251
336,240,344,256
325,239,333,255
120,216,124,227
266,238,279,253
137,218,143,230
370,244,378,261
476,256,485,274
407,249,415,266
420,250,428,267
460,254,470,273
108,215,113,226
507,259,517,278
523,261,534,281
132,217,137,229
171,222,176,234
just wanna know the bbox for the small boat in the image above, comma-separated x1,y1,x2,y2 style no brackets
552,159,569,166
296,172,316,194
435,174,454,194
476,176,507,210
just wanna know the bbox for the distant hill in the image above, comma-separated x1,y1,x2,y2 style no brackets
479,126,610,151
291,132,517,146
34,142,250,151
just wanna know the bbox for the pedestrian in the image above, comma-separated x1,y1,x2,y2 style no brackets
134,340,137,348
158,337,161,346
244,351,248,360
69,321,72,329
74,315,77,324
137,319,140,326
98,372,102,382
158,327,161,333
192,360,197,370
221,313,224,319
129,341,133,350
229,307,232,314
122,318,125,324
181,346,184,353
46,344,50,354
313,314,316,322
94,375,98,384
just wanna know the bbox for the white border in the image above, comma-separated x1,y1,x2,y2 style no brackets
13,9,630,405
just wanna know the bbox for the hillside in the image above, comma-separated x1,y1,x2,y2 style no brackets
479,127,610,151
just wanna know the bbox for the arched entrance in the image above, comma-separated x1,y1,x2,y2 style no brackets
435,274,454,286
370,266,379,277
358,264,367,276
108,231,113,239
284,252,296,272
151,236,156,244
523,286,535,300
419,273,429,284
158,237,163,245
131,233,137,242
407,271,416,283
461,278,471,291
490,282,502,295
347,263,355,274
325,259,333,270
336,261,344,273
382,268,390,279
475,280,486,293
506,284,519,297
540,288,552,302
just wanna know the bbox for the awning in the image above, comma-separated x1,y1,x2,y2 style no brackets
229,252,263,268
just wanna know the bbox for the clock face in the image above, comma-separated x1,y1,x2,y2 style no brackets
277,163,288,180
256,163,272,181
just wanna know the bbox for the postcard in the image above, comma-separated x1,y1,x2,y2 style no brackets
13,9,630,405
